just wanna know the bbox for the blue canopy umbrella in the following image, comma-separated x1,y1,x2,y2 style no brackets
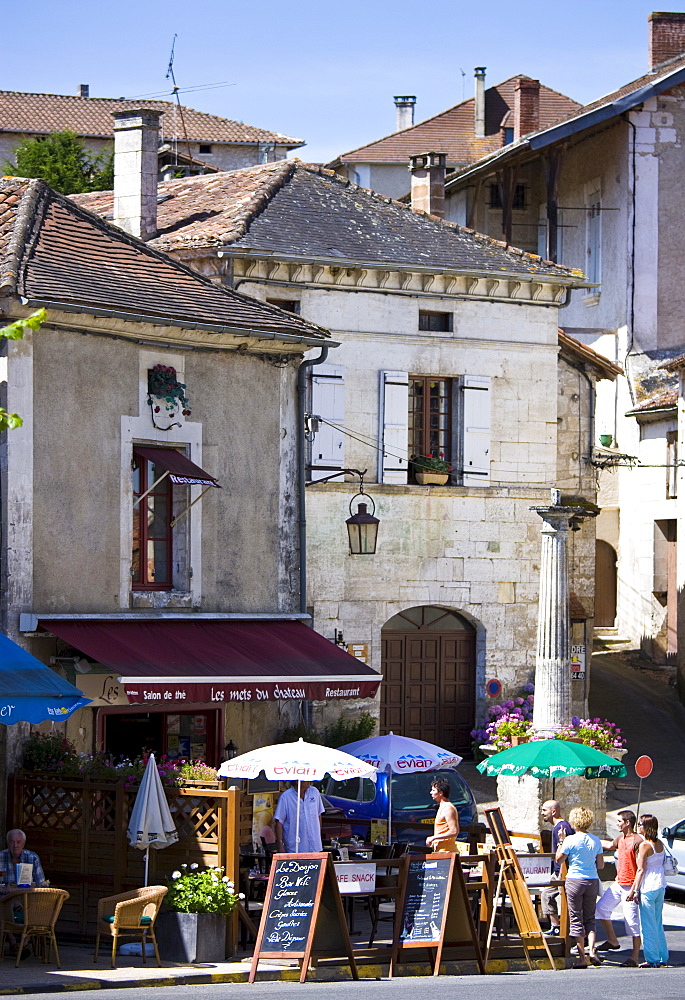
0,632,91,723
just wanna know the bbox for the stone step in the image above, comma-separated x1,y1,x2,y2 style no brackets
593,627,632,646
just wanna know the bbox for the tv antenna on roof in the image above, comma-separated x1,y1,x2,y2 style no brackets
165,34,193,165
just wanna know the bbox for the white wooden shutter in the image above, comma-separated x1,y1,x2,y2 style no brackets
379,371,409,484
462,375,491,486
310,364,345,482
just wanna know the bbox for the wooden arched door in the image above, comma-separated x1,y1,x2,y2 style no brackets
595,540,617,627
381,606,475,752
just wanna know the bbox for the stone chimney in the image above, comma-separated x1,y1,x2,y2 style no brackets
112,109,161,241
394,96,416,131
409,152,446,218
649,11,685,68
474,67,486,137
78,84,89,98
514,76,540,139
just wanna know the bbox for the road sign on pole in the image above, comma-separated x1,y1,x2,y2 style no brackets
634,755,654,818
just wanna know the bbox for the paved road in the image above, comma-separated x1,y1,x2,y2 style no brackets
589,648,685,827
21,966,685,1000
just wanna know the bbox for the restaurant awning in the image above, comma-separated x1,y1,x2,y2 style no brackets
38,619,381,703
134,447,220,488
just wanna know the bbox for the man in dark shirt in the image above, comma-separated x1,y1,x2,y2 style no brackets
540,799,573,937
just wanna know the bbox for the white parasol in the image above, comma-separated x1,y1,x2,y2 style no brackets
218,738,377,851
127,753,179,885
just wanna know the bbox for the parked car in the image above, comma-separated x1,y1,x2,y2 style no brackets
322,767,477,846
662,818,685,891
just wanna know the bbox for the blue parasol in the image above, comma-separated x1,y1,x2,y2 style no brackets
0,631,91,723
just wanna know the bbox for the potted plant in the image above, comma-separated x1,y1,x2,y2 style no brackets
147,364,191,429
411,453,452,485
157,865,243,962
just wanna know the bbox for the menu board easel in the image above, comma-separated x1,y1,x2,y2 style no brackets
389,853,485,976
249,853,358,983
484,807,557,971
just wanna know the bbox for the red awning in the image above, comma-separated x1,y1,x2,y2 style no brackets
134,447,220,488
39,619,380,703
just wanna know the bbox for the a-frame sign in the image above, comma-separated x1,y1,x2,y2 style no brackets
389,853,485,976
249,853,358,983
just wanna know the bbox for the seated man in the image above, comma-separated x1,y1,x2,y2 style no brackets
0,829,46,886
0,829,46,958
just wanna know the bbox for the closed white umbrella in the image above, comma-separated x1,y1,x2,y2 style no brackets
127,753,179,885
218,738,377,851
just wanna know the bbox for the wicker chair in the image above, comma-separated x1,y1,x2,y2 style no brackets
0,888,70,968
94,886,167,968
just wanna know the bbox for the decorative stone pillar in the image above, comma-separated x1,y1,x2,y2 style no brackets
530,489,585,733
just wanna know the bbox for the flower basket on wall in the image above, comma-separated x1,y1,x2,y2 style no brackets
147,365,191,431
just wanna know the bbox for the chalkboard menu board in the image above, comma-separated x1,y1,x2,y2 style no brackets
249,853,358,983
390,853,485,977
400,857,452,943
260,857,320,952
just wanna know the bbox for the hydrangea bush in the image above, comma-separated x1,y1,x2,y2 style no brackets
165,865,243,914
470,686,625,755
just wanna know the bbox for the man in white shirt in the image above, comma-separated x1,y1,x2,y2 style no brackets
273,782,325,853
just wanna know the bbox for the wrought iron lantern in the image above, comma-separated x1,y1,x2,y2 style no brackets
345,490,380,555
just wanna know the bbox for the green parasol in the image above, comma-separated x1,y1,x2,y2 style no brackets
477,739,627,795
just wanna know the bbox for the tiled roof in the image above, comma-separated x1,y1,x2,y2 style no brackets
558,329,623,380
448,52,685,185
74,162,585,282
0,177,327,342
625,389,678,415
0,90,304,148
332,78,580,166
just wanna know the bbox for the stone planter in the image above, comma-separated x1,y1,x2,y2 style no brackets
156,911,227,963
415,471,449,485
510,735,530,746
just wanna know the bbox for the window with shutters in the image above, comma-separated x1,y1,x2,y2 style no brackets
308,364,345,481
132,450,173,589
408,377,452,476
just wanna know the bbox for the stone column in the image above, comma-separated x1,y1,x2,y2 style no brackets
531,489,589,733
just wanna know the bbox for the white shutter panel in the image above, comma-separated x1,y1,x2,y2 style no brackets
310,364,345,482
462,375,491,486
379,371,409,484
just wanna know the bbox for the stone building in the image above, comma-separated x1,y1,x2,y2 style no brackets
328,71,580,200
0,173,381,829
0,87,304,177
443,10,685,691
76,136,619,752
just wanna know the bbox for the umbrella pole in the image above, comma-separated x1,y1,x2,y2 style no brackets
144,848,149,888
388,769,392,844
552,777,556,800
295,779,301,852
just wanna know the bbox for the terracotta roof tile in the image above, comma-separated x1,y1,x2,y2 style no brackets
0,177,327,343
558,329,623,380
332,77,580,166
0,90,304,148
74,162,584,282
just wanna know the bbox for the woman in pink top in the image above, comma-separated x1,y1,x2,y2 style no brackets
626,814,668,967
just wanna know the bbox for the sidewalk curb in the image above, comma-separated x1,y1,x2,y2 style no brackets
0,956,566,993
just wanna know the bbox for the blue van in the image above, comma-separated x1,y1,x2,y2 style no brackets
322,768,477,846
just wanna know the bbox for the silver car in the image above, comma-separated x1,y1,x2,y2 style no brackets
662,818,685,890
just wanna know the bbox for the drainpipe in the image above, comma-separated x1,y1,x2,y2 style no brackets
297,347,329,614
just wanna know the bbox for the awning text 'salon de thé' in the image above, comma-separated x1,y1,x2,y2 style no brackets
39,619,381,704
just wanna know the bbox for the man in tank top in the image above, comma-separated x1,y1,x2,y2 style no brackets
595,810,642,965
426,776,459,852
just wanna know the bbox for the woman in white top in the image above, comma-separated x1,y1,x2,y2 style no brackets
626,814,668,967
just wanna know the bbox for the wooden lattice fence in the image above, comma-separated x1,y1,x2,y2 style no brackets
8,774,247,940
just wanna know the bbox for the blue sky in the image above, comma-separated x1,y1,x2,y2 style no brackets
5,0,685,162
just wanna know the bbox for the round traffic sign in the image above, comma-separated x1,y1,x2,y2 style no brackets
635,755,653,779
486,679,502,698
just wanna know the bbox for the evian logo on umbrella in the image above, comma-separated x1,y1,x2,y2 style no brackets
395,754,432,770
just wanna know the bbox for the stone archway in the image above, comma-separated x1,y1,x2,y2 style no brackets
380,606,476,752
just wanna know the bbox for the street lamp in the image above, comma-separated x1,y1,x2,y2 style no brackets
224,740,239,760
307,468,380,555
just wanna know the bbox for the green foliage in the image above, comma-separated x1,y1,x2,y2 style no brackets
0,309,46,431
22,732,80,773
322,711,375,747
165,865,242,914
411,454,452,473
4,132,114,195
279,711,376,747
